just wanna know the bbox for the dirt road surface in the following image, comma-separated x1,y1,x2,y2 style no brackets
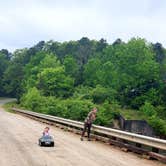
0,99,165,166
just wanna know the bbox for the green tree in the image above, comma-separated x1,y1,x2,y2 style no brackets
83,58,102,86
63,55,79,78
0,51,10,96
37,67,74,97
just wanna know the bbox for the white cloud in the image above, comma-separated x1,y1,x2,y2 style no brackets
0,0,166,52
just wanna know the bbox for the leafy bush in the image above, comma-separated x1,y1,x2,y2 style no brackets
62,99,94,120
155,105,166,120
148,115,166,136
90,85,117,104
139,102,166,136
21,90,94,121
95,101,120,126
72,85,92,100
139,101,156,117
37,67,74,97
20,87,44,112
131,88,160,109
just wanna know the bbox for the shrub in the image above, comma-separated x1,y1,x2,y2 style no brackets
20,87,44,112
139,101,156,117
95,101,120,126
90,85,117,104
131,88,160,109
63,99,94,121
140,102,166,136
148,115,166,136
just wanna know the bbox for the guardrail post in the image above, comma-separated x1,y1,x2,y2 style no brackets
136,143,142,148
123,139,128,144
111,136,116,140
152,147,159,153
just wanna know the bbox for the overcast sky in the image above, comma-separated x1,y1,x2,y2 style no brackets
0,0,166,52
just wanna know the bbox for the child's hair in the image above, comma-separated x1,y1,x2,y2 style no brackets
45,127,50,130
92,107,97,111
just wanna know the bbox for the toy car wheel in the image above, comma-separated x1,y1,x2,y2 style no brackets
51,142,54,147
39,141,42,146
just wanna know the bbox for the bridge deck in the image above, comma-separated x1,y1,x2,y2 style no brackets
0,103,164,166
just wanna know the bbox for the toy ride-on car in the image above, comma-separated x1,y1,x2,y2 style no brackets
39,135,54,147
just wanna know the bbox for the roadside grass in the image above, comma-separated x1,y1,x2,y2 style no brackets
0,97,7,99
2,101,17,113
114,109,146,120
119,109,146,120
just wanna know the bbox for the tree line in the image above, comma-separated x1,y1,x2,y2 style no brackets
0,37,166,137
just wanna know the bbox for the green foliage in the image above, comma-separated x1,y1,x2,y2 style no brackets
90,85,117,104
155,105,166,120
1,37,166,137
139,102,166,135
38,67,74,97
21,87,44,112
148,116,166,136
62,99,94,120
21,91,94,121
140,101,156,117
23,52,61,91
0,52,10,96
83,58,102,86
95,101,120,126
3,63,24,98
131,88,160,109
3,101,17,113
63,55,79,78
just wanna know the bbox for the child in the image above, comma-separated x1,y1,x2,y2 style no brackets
43,127,50,136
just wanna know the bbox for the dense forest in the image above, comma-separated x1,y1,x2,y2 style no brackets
0,37,166,137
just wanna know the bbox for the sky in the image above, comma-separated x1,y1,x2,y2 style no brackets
0,0,166,52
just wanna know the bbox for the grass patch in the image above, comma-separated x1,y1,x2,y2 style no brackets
0,97,7,99
2,101,17,113
119,109,146,120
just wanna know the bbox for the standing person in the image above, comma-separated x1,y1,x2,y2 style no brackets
81,107,98,141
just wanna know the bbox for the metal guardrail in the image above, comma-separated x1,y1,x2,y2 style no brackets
12,107,166,151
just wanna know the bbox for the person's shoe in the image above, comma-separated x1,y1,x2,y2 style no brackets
88,138,91,141
80,137,83,141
